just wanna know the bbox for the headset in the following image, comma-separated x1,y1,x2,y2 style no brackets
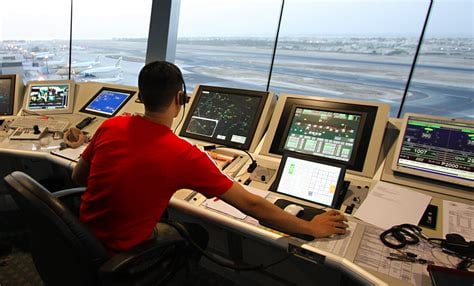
167,62,189,106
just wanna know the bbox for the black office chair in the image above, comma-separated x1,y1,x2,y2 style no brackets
3,171,187,286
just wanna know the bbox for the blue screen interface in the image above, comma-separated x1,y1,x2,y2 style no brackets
85,89,130,116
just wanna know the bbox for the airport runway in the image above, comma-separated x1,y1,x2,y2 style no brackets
26,40,473,119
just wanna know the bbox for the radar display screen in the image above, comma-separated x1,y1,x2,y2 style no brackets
28,84,69,110
80,87,135,118
283,107,363,162
394,115,474,186
0,77,14,115
180,86,268,150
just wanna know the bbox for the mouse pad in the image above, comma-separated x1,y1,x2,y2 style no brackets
258,199,326,241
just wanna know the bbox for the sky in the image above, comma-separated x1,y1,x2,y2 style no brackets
0,0,473,40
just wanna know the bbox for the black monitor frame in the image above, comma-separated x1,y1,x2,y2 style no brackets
269,97,378,172
272,152,346,208
0,74,16,116
179,85,269,150
79,87,135,118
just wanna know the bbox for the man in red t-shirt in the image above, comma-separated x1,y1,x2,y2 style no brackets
72,61,348,255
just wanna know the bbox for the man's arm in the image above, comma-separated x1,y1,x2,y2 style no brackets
72,158,90,186
220,182,348,238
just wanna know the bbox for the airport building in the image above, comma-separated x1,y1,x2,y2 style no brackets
0,1,472,285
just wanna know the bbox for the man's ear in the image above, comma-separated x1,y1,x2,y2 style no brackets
174,91,181,105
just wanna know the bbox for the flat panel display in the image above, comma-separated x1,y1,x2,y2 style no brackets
269,98,377,171
0,75,15,115
23,80,75,115
392,113,473,187
179,85,269,150
273,152,346,208
283,107,364,163
79,87,135,118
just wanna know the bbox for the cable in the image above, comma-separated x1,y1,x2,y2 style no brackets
203,145,258,173
168,221,290,271
186,232,289,271
173,103,186,134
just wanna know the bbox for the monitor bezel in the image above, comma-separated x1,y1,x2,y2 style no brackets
23,80,75,115
277,104,367,167
79,87,136,118
272,152,346,208
178,85,269,150
269,97,377,172
391,113,474,188
0,74,16,116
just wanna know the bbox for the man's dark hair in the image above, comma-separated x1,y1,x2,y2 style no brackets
138,61,184,112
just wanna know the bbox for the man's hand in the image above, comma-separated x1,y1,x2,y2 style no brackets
309,210,349,238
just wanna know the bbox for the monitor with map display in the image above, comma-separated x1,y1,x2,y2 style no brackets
23,80,75,115
80,87,135,118
391,113,473,188
179,85,269,150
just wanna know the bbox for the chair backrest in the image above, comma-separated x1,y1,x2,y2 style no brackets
3,171,108,286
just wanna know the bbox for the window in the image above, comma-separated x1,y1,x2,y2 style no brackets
176,0,282,91
71,0,152,85
403,0,474,119
270,0,430,117
0,1,71,82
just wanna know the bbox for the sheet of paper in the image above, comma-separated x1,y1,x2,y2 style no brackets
202,186,270,219
51,144,87,162
354,181,432,229
307,221,358,257
443,200,474,241
353,225,460,286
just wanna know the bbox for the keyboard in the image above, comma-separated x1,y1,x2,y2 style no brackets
10,127,48,140
9,117,70,132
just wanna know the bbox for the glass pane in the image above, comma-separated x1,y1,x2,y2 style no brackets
402,0,473,119
270,0,430,117
71,0,152,85
177,0,282,91
0,1,71,81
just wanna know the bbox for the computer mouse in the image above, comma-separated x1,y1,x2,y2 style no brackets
283,204,304,216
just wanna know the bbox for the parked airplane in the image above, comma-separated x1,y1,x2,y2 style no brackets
31,51,54,61
43,58,65,69
55,56,101,75
81,72,123,83
79,57,122,78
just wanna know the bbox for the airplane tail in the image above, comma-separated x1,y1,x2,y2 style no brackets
115,57,122,68
95,55,101,64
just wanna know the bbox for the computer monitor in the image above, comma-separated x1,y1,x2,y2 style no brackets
179,85,272,151
0,74,23,116
391,113,473,188
260,94,390,178
23,80,75,115
79,87,135,118
272,152,346,208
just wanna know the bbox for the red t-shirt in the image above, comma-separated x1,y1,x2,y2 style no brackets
80,115,233,253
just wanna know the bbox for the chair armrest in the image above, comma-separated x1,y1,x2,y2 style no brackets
53,187,86,199
53,187,86,217
100,235,186,274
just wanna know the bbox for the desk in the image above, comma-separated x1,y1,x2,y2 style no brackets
168,186,472,286
1,130,470,286
1,89,472,286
